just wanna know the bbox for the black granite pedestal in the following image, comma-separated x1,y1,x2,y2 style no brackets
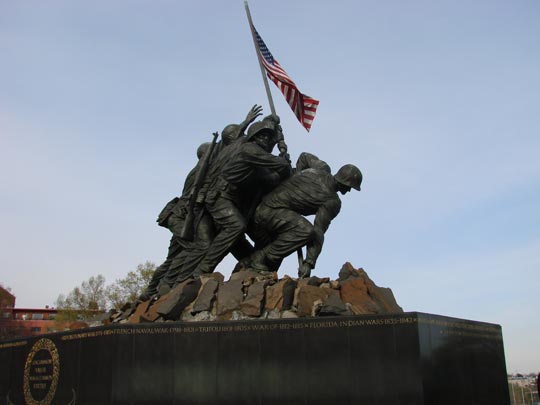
0,312,509,404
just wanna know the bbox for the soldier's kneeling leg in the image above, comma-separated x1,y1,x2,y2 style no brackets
263,210,315,264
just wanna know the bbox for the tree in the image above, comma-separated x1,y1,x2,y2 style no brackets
54,262,156,316
56,274,107,311
106,261,155,310
55,275,107,322
0,283,15,309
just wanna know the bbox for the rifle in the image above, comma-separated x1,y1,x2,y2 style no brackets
180,132,219,241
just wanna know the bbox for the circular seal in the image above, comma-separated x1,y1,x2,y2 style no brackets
23,338,60,405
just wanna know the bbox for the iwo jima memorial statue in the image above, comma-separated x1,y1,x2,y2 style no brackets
0,3,510,404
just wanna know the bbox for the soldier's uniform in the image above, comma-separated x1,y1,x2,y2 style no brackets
250,153,341,271
163,137,249,286
141,151,214,297
193,128,291,276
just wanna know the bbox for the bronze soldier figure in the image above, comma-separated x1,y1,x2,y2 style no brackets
248,152,362,278
139,142,213,300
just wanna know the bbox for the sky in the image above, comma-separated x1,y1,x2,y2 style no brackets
0,1,539,373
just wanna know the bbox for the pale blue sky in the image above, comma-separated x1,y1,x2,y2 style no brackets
1,1,539,372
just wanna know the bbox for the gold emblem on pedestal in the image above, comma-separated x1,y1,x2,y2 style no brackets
23,338,60,405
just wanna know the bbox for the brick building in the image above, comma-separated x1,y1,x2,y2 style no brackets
0,286,77,340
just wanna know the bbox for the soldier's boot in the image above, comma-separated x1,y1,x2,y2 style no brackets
248,250,270,273
232,259,250,273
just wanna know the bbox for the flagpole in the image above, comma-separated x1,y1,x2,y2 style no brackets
244,0,276,116
244,0,305,273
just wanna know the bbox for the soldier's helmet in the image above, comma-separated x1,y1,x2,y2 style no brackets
221,124,241,145
335,164,362,191
246,119,276,142
196,142,211,159
263,114,280,125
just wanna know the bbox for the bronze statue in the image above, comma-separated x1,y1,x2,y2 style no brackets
140,107,362,300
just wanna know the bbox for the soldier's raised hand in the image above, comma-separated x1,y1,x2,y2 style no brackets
246,104,263,123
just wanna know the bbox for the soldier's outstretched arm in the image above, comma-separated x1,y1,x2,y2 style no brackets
275,123,290,163
301,199,341,276
238,104,263,134
313,198,341,234
241,143,292,179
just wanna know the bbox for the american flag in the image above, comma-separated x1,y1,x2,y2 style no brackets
251,25,319,132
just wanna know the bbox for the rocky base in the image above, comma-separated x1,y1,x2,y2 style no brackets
110,262,403,324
